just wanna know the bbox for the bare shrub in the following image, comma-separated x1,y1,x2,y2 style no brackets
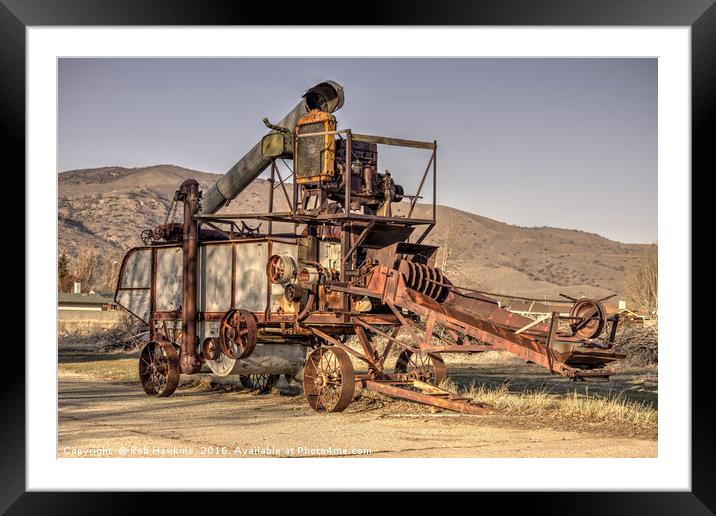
617,245,658,367
59,248,123,292
58,253,69,291
100,314,149,351
613,321,658,367
71,248,101,291
623,245,658,317
101,254,123,291
58,314,148,352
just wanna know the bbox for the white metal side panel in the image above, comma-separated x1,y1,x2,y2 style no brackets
116,290,150,322
155,246,182,312
200,243,233,313
234,241,268,312
319,240,342,272
116,248,152,322
198,321,220,341
120,248,151,288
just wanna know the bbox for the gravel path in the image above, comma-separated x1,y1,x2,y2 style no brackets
58,370,657,459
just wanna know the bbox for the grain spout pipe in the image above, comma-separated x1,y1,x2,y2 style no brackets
201,80,345,214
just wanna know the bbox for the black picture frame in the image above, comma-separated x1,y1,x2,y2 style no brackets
5,0,709,513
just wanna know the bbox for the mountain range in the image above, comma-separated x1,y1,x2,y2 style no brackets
58,164,650,300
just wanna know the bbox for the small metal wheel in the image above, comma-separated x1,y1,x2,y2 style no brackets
266,254,296,285
139,341,180,397
570,298,607,339
201,337,220,361
219,309,257,359
240,374,280,394
394,350,447,386
303,347,355,413
140,229,155,246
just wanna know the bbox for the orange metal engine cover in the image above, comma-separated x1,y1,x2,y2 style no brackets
294,109,336,184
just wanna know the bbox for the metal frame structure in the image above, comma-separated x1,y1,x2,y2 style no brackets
196,129,439,324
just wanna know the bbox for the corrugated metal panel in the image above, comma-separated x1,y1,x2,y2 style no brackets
155,247,183,311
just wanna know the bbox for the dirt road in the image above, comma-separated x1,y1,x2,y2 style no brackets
58,367,657,458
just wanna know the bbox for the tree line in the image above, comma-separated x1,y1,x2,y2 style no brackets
58,249,123,293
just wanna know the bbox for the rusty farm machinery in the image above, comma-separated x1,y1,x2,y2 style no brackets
115,80,625,415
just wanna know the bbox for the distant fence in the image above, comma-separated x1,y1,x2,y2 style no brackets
58,309,122,334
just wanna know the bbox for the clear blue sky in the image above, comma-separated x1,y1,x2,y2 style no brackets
58,58,657,243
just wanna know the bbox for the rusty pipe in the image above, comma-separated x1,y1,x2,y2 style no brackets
179,179,202,374
202,80,344,214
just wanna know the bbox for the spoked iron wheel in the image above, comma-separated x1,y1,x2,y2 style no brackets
569,298,607,339
140,229,156,246
303,347,355,413
240,374,280,394
394,350,447,386
219,309,257,359
201,337,220,362
139,341,180,397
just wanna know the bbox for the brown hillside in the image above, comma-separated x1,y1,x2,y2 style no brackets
58,164,647,299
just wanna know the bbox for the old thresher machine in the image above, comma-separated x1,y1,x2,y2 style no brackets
115,80,625,414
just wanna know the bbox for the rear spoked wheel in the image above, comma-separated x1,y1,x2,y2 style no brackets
303,347,355,413
394,350,447,386
219,308,257,359
139,341,180,397
240,374,280,394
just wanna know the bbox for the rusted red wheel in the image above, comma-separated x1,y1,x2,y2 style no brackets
201,337,221,361
266,254,296,285
394,350,447,386
570,299,607,339
303,347,355,413
219,309,257,359
139,341,180,397
240,374,280,394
